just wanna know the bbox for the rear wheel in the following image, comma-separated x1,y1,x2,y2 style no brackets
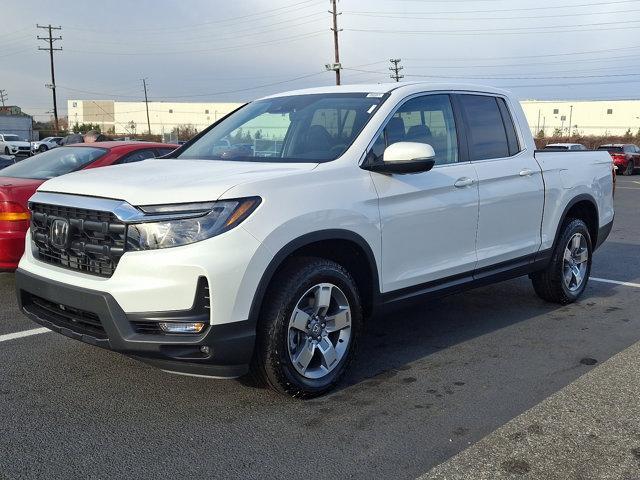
531,218,592,304
624,161,634,176
250,257,362,398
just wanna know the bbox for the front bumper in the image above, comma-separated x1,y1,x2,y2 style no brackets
15,268,256,378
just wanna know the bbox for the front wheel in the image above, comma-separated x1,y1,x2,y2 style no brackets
4,147,9,155
530,218,592,304
38,145,48,153
250,257,362,398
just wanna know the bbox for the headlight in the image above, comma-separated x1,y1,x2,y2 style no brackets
126,197,261,251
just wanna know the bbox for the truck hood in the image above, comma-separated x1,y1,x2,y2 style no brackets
37,159,318,206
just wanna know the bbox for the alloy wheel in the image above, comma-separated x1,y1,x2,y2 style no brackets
562,233,589,292
287,283,352,380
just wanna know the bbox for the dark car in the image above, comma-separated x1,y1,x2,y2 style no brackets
597,144,640,176
0,155,16,170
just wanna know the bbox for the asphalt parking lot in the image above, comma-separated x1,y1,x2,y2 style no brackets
1,178,639,480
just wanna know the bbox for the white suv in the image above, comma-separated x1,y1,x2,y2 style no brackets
16,83,614,398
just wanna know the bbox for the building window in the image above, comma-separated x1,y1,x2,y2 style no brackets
553,108,559,114
205,109,209,114
169,109,173,113
72,102,77,107
607,109,613,114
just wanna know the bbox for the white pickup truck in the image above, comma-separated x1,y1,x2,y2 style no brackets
16,83,614,398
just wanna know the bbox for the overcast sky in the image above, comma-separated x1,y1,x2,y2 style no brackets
2,0,639,120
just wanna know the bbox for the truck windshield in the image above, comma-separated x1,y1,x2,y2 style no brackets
177,93,384,163
3,135,20,141
0,146,106,180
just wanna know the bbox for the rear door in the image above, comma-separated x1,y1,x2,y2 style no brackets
369,93,479,292
456,93,544,270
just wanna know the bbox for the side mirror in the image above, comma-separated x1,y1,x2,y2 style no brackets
364,142,436,174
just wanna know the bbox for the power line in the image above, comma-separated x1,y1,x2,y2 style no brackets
37,24,62,134
57,70,330,101
346,7,640,21
343,0,640,16
344,19,640,36
389,59,404,82
65,0,324,34
68,12,327,48
65,30,325,56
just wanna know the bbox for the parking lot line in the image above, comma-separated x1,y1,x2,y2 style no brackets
591,277,640,288
0,327,50,343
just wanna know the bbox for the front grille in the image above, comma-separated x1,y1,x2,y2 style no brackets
24,294,107,339
17,146,30,151
30,203,126,277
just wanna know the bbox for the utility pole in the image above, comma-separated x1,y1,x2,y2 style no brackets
0,90,7,107
568,105,574,137
37,24,62,134
328,0,342,85
142,78,151,135
389,59,404,82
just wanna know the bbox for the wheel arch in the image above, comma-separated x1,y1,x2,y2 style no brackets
248,229,380,325
553,194,599,251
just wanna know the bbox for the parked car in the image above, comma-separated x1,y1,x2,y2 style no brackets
0,141,176,271
0,133,31,157
543,143,587,151
0,154,16,170
31,136,63,153
597,144,640,176
14,84,614,398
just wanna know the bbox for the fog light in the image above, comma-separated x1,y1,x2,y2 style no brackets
158,322,206,334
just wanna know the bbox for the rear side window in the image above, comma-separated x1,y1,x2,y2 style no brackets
117,148,157,164
458,95,509,161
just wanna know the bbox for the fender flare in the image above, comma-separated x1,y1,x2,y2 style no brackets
247,229,380,325
551,193,600,250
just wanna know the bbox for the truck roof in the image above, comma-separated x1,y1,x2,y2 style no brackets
259,82,513,100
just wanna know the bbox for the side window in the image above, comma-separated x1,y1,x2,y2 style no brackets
156,147,177,156
496,98,520,156
117,149,157,164
370,94,459,165
459,95,510,161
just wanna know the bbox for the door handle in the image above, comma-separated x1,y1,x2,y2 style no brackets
454,177,475,188
519,168,533,177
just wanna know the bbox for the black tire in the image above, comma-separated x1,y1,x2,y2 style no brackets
623,161,634,176
250,256,362,399
4,147,9,155
530,218,592,304
38,145,48,153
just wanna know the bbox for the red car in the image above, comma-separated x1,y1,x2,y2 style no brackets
597,143,640,176
0,141,177,271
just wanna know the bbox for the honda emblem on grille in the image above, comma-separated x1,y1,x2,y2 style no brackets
49,218,70,250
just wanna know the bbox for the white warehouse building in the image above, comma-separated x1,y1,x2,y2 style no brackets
520,99,640,136
67,100,243,136
68,98,640,138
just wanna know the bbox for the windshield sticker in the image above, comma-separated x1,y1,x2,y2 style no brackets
367,105,377,114
366,93,384,98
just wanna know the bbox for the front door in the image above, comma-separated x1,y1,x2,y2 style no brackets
368,94,480,293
